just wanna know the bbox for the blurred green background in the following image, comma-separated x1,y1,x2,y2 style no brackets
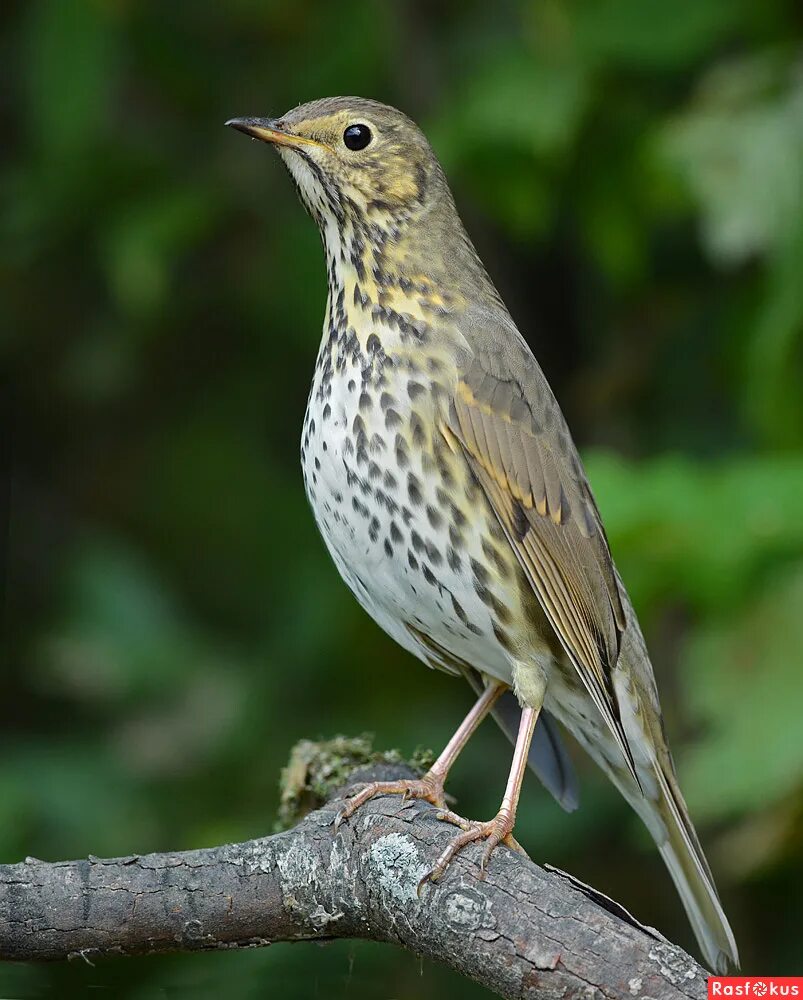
2,0,803,995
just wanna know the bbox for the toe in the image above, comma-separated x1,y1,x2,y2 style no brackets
334,777,448,828
434,808,472,830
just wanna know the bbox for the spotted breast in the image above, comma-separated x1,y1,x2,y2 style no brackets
300,271,552,688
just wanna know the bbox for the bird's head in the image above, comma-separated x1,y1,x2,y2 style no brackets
226,97,446,239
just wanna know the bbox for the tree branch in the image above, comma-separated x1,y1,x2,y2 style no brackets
0,741,707,1000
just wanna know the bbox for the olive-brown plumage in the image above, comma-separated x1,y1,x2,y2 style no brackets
227,97,738,972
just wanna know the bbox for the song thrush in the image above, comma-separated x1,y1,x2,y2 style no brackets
227,98,738,972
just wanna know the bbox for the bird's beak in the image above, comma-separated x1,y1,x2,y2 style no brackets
225,117,324,150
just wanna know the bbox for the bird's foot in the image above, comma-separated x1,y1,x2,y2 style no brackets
418,808,527,890
334,772,448,830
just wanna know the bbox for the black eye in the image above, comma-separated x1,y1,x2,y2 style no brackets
343,123,372,151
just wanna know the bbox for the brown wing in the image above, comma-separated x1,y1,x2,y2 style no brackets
444,349,639,783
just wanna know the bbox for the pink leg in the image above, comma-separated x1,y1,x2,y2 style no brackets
428,682,504,782
496,704,539,827
335,682,504,827
423,703,540,884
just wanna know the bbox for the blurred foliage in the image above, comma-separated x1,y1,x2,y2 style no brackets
2,0,803,995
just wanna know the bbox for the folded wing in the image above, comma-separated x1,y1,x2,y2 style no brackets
443,347,638,784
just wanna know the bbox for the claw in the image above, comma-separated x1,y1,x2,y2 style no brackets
333,774,448,829
424,808,519,883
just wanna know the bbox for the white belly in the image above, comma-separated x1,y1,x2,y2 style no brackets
300,347,517,685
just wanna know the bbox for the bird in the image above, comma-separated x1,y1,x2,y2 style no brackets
226,97,738,973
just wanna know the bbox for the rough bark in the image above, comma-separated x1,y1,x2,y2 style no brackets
0,745,708,1000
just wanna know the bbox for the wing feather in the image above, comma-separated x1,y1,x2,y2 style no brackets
447,355,638,783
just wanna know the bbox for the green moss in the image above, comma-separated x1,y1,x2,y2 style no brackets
275,735,435,831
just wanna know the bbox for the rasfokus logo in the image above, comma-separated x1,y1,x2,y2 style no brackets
709,980,802,998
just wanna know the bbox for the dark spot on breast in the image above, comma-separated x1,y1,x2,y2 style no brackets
446,546,461,572
437,461,455,489
426,505,443,529
471,558,490,587
384,538,393,557
421,451,436,477
385,408,402,430
474,581,511,624
451,594,469,625
407,550,419,571
411,531,425,553
451,595,483,635
481,539,511,579
375,488,398,515
425,541,442,566
359,392,372,412
410,413,426,448
395,434,409,469
390,521,402,544
408,381,425,400
492,622,515,652
407,473,423,506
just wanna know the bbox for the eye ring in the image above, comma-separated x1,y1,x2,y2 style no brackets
343,123,372,151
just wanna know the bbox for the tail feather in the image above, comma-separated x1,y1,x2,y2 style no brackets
636,763,739,973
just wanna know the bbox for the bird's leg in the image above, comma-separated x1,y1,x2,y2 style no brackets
334,682,504,828
421,703,539,886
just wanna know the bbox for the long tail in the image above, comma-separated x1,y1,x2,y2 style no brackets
627,761,739,973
